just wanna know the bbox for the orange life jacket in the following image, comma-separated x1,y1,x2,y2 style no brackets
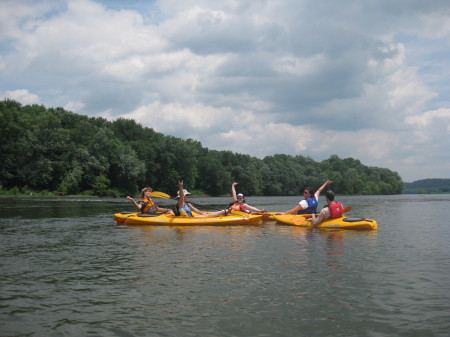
231,204,251,213
139,198,156,214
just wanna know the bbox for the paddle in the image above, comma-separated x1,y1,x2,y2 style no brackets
292,215,307,226
150,191,171,199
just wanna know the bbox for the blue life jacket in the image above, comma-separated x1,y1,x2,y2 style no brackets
179,204,193,217
297,197,318,214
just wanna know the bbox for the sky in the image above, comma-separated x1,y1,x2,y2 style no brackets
1,0,450,183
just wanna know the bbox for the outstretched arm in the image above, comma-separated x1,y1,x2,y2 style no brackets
188,203,205,215
282,204,303,215
155,205,174,215
127,196,142,210
244,204,265,213
314,180,333,198
232,182,238,201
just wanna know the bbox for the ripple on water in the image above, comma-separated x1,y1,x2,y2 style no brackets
1,196,450,336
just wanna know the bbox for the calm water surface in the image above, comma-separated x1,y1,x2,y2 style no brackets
1,194,449,337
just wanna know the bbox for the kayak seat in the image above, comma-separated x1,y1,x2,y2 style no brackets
343,217,366,222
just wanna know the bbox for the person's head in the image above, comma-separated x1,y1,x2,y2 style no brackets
325,190,335,202
303,187,315,199
177,189,191,200
141,187,153,198
236,193,246,203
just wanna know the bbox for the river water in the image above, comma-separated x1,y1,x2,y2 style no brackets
0,194,449,337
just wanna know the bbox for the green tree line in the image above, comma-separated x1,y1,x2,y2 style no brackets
403,179,450,194
0,99,403,197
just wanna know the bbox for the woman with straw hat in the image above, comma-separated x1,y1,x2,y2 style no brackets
177,180,231,217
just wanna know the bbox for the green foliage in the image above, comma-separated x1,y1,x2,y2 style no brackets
197,151,231,196
0,186,56,197
0,99,404,197
403,179,450,194
92,174,112,196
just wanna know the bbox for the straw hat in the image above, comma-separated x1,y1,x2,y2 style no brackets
176,189,191,198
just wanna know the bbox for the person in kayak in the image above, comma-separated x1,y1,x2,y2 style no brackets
230,182,265,213
282,180,333,215
311,190,344,226
177,180,232,217
127,187,174,215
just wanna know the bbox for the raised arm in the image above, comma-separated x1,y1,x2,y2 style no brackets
314,180,333,199
177,180,185,209
232,182,238,201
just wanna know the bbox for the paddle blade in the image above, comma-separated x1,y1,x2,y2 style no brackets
292,215,307,226
343,206,352,213
150,191,171,199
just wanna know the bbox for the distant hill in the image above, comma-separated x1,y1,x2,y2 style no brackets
403,179,450,194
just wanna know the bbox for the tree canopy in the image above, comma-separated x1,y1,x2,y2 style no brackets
0,99,403,196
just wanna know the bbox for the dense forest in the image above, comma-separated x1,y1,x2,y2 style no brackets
0,99,403,197
403,179,450,194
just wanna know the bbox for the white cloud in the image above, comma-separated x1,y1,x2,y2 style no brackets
405,108,450,127
1,0,450,182
415,10,450,40
0,0,51,40
405,108,450,142
64,101,85,113
3,89,40,105
111,101,273,139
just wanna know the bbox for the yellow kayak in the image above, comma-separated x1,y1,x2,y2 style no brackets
118,212,263,226
113,211,221,224
114,212,140,224
272,214,378,230
259,212,278,220
113,211,209,223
